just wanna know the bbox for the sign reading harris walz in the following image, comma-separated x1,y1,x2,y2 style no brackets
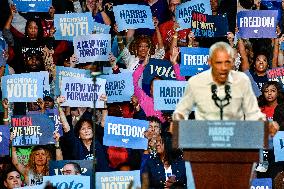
176,121,264,149
237,10,278,38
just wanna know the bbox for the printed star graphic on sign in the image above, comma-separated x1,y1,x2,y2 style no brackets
254,30,258,33
122,139,129,143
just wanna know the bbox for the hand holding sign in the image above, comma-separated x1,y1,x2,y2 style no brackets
56,96,66,105
2,98,9,110
268,121,279,137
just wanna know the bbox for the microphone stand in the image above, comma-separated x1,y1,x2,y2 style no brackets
211,84,232,120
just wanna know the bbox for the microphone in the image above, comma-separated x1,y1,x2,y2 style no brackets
211,84,217,94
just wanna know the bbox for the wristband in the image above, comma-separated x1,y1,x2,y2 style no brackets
3,118,9,122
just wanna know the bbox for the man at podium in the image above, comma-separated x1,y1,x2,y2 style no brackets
173,41,266,121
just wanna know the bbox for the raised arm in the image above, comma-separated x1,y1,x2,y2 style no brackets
272,37,280,68
11,146,27,177
170,46,186,81
153,17,163,50
237,38,250,71
56,96,70,133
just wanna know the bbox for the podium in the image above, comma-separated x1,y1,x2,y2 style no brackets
172,120,268,189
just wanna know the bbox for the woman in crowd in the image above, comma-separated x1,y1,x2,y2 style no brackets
56,96,110,171
142,134,187,188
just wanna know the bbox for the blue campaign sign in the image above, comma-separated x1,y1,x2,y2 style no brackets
40,71,50,97
73,34,111,63
11,114,55,146
154,80,187,111
250,178,272,189
273,131,284,162
143,58,176,85
237,10,278,38
185,162,196,189
0,125,10,155
103,116,148,149
266,67,284,89
43,175,90,189
93,22,111,34
96,170,141,189
61,77,106,108
191,12,228,38
45,109,63,136
113,4,154,32
14,0,51,12
0,36,7,66
54,12,94,41
99,72,134,103
176,0,212,30
180,47,209,76
1,72,44,102
55,66,91,96
281,42,284,51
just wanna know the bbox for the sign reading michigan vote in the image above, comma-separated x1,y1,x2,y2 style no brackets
11,114,55,146
73,34,111,63
1,72,44,102
99,72,134,103
180,47,209,76
175,0,212,30
153,80,187,111
103,116,148,149
177,121,264,149
113,4,154,32
60,77,106,108
237,10,278,38
54,12,94,41
14,0,51,12
96,170,141,189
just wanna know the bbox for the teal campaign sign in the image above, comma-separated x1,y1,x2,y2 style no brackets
273,131,284,162
175,0,212,30
1,72,44,102
54,13,95,41
55,66,91,96
14,0,51,12
104,116,148,149
11,114,55,146
73,34,111,63
0,125,10,155
154,80,187,110
250,178,272,189
237,10,278,38
96,171,141,189
99,72,134,103
113,4,155,32
180,47,209,76
43,175,90,189
61,77,106,108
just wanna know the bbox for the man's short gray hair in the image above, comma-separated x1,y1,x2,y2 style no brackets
209,41,235,60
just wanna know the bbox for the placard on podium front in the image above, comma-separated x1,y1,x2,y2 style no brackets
172,120,268,189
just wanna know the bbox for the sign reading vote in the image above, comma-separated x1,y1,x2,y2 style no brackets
104,116,148,149
143,59,176,85
113,4,154,32
43,175,90,189
73,34,111,63
11,114,55,146
49,160,93,176
237,10,278,38
99,72,134,103
273,131,284,162
14,0,51,12
55,66,91,96
266,67,284,89
54,12,94,41
93,22,111,34
154,80,187,110
96,171,141,189
180,47,209,76
250,178,272,189
0,125,10,155
1,72,44,102
61,77,106,108
191,12,228,37
176,0,212,30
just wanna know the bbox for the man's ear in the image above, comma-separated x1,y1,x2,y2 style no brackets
208,58,212,66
